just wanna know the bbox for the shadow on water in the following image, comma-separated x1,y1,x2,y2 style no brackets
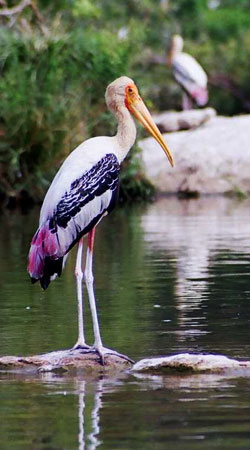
1,196,250,449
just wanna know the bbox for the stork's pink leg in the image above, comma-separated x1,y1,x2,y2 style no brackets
73,238,89,349
85,227,134,365
84,228,103,350
182,92,193,110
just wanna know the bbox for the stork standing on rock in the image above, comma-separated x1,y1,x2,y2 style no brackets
28,76,174,364
168,34,208,110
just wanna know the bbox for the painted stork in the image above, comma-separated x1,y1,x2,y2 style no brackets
28,76,174,364
168,34,208,110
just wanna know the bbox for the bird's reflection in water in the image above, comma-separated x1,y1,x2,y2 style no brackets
77,379,103,450
38,372,105,450
78,381,86,450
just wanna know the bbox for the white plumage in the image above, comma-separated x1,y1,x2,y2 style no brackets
40,139,117,223
169,35,208,109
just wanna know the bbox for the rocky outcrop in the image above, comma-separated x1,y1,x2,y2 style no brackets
154,107,216,132
1,350,250,376
132,353,250,374
139,114,250,195
0,348,132,374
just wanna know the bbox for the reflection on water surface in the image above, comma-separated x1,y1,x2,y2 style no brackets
1,196,250,449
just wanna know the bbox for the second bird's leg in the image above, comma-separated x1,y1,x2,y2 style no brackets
73,237,90,350
85,228,134,365
182,92,193,110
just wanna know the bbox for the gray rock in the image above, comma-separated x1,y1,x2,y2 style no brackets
132,353,250,374
0,348,132,374
139,114,250,195
2,350,250,376
154,108,216,132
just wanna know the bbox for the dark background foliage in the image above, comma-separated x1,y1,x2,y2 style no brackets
1,0,250,203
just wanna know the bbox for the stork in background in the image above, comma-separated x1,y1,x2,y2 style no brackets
168,34,208,110
28,76,174,364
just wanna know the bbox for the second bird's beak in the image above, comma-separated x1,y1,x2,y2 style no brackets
126,86,174,167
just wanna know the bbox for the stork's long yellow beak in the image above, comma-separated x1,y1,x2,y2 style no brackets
125,85,174,167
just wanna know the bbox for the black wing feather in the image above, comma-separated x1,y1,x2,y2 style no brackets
29,153,120,289
173,60,197,85
47,152,120,255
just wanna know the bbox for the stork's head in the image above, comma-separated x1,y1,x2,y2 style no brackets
168,34,184,64
172,34,184,53
105,76,174,167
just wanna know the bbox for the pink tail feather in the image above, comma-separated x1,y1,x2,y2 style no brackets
191,86,208,106
27,222,62,289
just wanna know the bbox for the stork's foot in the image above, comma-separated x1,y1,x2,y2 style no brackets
72,340,91,351
88,345,134,366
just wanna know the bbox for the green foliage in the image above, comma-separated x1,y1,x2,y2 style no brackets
205,7,250,41
1,0,250,203
0,26,131,200
71,0,101,19
128,1,250,116
119,145,155,203
186,30,250,115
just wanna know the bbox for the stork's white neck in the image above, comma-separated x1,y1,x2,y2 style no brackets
113,105,137,163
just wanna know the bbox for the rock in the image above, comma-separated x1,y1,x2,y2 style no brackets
132,353,250,374
154,108,216,132
0,348,133,374
139,114,250,195
2,350,250,376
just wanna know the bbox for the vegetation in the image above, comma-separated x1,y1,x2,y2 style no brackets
0,25,131,203
1,0,250,204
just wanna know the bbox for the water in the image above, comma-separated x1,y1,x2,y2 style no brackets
1,196,250,449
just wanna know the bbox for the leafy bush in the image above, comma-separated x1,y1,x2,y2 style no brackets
186,30,250,115
119,145,155,203
2,0,250,204
0,26,131,201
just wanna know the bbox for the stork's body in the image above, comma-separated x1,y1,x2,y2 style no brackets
169,35,208,110
29,138,131,290
28,76,174,363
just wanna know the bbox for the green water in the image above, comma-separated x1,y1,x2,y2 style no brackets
1,196,250,449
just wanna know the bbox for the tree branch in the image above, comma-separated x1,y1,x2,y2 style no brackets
0,0,31,16
0,0,49,35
